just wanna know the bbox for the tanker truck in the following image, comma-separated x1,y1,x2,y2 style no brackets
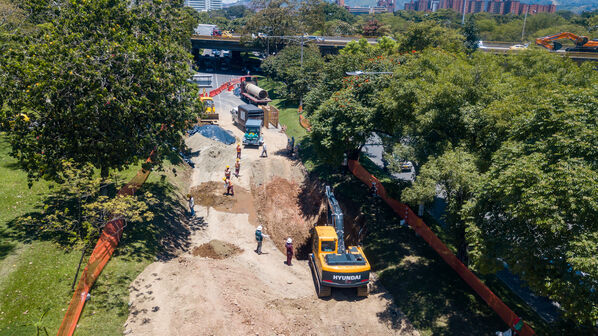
240,76,272,105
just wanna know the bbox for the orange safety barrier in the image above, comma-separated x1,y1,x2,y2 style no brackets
348,160,535,336
57,162,153,336
299,114,311,132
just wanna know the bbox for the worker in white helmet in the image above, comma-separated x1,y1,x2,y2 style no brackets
255,225,269,255
285,238,293,266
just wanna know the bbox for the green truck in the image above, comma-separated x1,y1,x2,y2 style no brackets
232,104,264,146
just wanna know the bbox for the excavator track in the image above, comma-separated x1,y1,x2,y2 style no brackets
357,284,368,297
309,253,331,297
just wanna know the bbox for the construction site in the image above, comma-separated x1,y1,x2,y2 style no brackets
123,85,419,335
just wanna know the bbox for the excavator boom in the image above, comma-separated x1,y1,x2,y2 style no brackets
536,32,598,52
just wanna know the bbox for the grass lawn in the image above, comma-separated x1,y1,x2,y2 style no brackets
0,134,191,335
256,77,308,141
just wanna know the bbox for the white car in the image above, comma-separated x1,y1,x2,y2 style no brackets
400,161,413,172
509,44,528,50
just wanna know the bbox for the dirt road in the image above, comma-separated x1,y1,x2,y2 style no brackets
124,90,418,336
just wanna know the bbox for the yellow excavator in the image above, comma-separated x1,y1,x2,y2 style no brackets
309,186,371,297
199,93,218,124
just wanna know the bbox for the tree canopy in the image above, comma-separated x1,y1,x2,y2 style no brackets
297,33,598,325
0,0,200,182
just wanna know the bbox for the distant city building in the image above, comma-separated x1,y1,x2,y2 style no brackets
339,0,394,15
185,0,222,12
404,0,556,15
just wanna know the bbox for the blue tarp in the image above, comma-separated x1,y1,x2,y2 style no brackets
187,124,236,145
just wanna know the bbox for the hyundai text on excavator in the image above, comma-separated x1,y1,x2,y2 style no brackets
536,32,598,52
309,186,371,297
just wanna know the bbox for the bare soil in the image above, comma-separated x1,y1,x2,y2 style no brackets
125,90,419,336
192,240,243,259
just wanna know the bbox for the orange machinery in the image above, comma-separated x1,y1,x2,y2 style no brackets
536,32,598,52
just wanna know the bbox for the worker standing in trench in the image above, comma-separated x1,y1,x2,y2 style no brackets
285,238,293,266
255,226,268,255
225,165,231,180
234,159,241,177
226,179,234,196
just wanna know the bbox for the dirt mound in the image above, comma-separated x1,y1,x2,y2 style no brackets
192,240,242,259
253,177,325,259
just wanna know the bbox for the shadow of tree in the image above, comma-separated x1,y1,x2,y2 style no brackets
5,178,197,264
114,180,198,262
0,241,16,261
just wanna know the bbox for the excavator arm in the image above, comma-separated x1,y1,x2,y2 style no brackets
536,32,598,51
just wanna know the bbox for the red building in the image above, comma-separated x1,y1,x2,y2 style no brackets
404,0,556,15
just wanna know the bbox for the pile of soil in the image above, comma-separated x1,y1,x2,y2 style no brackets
192,240,243,259
253,177,325,259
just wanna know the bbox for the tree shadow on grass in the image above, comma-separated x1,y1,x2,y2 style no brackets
0,241,16,261
113,179,200,262
363,191,505,335
5,178,199,263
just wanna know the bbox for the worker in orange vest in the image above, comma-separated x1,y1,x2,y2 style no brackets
224,165,231,179
226,179,234,196
234,159,241,177
236,143,241,159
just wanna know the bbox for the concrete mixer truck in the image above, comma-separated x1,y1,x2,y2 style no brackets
240,76,272,105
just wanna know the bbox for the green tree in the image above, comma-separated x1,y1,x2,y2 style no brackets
245,0,298,51
464,89,598,326
0,0,199,182
261,44,324,102
462,16,480,54
397,21,465,53
401,148,480,261
310,89,374,163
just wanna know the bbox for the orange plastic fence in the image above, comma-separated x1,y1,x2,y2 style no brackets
57,167,152,336
348,160,535,336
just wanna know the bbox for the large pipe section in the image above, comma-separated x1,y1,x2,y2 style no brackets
245,82,268,99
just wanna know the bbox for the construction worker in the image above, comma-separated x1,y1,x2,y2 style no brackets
260,142,267,158
370,180,378,197
224,165,231,179
255,225,269,255
223,177,229,192
285,238,294,266
187,194,195,217
226,179,234,196
234,159,241,177
236,143,242,159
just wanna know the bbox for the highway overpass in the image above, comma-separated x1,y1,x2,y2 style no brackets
190,35,377,54
190,35,598,62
